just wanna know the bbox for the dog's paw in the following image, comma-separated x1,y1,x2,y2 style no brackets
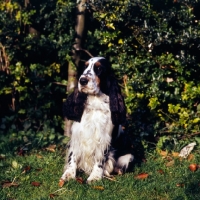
60,168,76,182
86,175,102,184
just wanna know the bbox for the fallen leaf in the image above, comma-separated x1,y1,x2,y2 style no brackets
172,152,179,157
159,150,168,158
189,164,197,172
92,186,105,191
49,194,58,198
176,183,184,187
45,144,56,152
166,156,173,161
187,154,195,161
165,160,174,167
36,154,43,159
17,148,25,156
134,173,149,180
2,181,19,188
31,181,41,187
22,166,31,174
76,177,84,184
58,179,65,187
157,169,164,174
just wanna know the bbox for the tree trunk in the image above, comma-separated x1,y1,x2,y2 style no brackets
64,0,88,137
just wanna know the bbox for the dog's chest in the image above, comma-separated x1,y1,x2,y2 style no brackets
71,93,113,141
83,94,110,123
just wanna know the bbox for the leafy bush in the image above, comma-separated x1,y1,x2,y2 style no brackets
85,0,200,148
0,0,75,147
1,0,200,150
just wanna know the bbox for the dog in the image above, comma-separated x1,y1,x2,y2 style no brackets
60,57,133,184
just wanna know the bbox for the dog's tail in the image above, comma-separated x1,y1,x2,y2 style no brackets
104,152,134,176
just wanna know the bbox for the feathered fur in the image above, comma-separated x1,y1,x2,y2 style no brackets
60,57,133,183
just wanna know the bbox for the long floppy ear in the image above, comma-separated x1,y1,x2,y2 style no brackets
108,76,126,125
63,88,87,122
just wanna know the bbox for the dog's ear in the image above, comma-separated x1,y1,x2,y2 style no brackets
63,88,87,122
108,76,126,125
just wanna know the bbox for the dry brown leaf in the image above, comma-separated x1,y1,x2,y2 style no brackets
176,183,184,187
21,166,31,174
165,160,174,167
58,179,65,187
36,154,43,159
49,193,58,198
166,156,173,161
17,148,25,156
172,152,179,157
46,144,56,152
189,164,197,172
76,177,84,184
134,173,149,180
187,154,195,161
2,181,19,188
157,169,164,174
92,186,105,191
31,181,41,187
159,150,168,157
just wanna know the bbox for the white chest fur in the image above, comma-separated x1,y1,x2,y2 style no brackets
70,92,114,173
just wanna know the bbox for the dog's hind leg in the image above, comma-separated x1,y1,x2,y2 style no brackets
103,151,116,177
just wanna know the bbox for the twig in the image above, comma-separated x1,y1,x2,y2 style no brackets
103,176,120,182
79,48,94,58
11,177,17,184
53,82,67,86
159,110,177,122
51,188,67,194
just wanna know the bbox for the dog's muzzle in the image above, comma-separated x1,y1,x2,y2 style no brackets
79,77,88,86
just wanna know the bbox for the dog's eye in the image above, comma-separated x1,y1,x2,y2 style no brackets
94,65,102,75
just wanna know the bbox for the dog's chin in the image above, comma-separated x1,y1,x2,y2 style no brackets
78,86,100,95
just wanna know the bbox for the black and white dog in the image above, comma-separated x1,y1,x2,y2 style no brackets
60,57,133,184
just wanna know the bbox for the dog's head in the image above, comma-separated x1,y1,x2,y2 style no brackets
78,57,110,95
63,57,126,125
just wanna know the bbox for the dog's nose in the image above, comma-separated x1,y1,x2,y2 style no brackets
79,77,88,85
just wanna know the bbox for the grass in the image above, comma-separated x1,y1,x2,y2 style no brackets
1,144,200,200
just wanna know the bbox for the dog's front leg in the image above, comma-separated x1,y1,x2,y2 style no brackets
87,161,103,183
60,151,77,182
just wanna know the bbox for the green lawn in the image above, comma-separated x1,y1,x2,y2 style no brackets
1,145,200,200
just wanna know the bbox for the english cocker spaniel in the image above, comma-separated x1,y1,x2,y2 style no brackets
60,57,133,184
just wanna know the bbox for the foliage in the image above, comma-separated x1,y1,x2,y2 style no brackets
84,0,200,149
1,0,200,150
0,0,75,144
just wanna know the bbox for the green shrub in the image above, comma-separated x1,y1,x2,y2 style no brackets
1,0,200,150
